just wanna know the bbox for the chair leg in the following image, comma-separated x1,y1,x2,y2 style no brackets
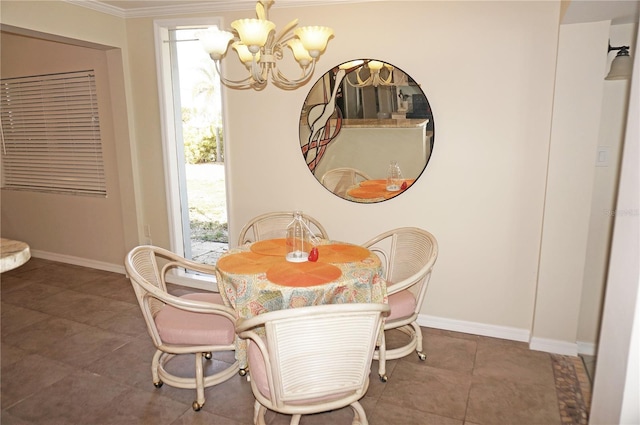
350,401,368,425
289,414,302,425
192,352,205,411
254,400,267,425
152,349,163,387
377,333,388,382
412,322,426,360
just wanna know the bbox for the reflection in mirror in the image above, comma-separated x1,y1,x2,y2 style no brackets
299,59,434,203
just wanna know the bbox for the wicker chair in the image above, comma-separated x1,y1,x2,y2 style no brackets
237,211,329,246
320,167,372,197
363,227,438,382
125,245,239,411
236,303,389,425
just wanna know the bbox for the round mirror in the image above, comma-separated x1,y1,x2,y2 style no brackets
299,59,434,203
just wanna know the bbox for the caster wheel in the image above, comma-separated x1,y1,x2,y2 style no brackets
153,381,163,388
379,374,388,383
192,401,203,411
417,352,427,361
239,368,248,377
203,352,212,360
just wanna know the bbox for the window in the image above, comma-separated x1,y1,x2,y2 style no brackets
0,70,106,196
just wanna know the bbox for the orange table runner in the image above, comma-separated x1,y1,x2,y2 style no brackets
347,179,416,200
216,251,284,274
317,244,370,263
266,261,343,287
250,238,288,256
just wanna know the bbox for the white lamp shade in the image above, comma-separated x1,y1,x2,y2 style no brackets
294,26,333,58
368,61,384,71
287,39,312,67
339,60,364,70
232,42,260,64
606,54,633,80
231,19,275,53
196,28,234,60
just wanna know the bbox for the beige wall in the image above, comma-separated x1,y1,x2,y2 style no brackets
0,1,583,342
0,32,130,267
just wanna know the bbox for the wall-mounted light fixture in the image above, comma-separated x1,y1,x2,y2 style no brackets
196,0,333,90
340,60,395,87
606,43,633,80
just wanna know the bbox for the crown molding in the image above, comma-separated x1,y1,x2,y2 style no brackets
64,0,377,19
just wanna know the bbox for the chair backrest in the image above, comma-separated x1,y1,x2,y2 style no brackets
363,227,438,309
320,167,371,197
237,211,329,246
236,303,389,411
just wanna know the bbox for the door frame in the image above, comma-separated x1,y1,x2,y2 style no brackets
153,17,228,288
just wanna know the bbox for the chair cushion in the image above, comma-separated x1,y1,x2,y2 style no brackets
386,290,416,321
247,338,271,398
155,292,235,346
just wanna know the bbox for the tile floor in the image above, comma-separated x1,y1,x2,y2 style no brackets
1,258,591,425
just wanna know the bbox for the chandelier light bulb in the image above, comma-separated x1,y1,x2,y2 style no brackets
294,26,334,58
231,19,275,53
196,27,234,60
287,39,312,67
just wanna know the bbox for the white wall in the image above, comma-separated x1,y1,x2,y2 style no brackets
531,21,611,354
589,32,639,425
578,22,636,352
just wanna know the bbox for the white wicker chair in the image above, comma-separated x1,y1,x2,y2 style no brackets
125,245,239,411
237,211,329,246
236,303,389,425
320,167,372,198
363,227,438,382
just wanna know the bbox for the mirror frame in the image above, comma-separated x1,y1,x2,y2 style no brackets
299,59,435,203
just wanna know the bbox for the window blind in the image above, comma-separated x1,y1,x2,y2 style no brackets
0,70,107,196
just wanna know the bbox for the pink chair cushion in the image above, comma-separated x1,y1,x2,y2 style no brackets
247,338,271,398
386,290,416,321
155,292,235,345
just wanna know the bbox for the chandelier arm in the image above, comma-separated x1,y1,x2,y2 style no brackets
249,58,268,85
271,61,316,89
344,72,367,88
273,19,299,45
380,68,394,85
212,59,258,90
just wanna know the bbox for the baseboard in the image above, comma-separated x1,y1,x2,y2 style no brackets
418,315,583,356
24,251,598,357
30,249,125,275
529,337,578,356
417,314,531,342
576,341,597,356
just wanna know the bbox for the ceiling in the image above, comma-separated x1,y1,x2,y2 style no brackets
76,0,640,23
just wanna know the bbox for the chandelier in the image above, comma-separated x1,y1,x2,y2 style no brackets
196,0,334,90
340,60,395,87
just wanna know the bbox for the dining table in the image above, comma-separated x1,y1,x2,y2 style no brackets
215,237,387,370
346,179,415,203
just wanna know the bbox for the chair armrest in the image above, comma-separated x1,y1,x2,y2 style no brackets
142,282,237,322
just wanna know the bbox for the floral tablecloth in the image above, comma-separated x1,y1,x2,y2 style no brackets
216,238,387,368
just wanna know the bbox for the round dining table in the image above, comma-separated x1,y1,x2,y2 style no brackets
215,238,387,369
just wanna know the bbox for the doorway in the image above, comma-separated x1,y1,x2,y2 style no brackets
155,19,228,271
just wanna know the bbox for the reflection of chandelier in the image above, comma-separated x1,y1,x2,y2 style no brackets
340,60,395,87
196,0,333,90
